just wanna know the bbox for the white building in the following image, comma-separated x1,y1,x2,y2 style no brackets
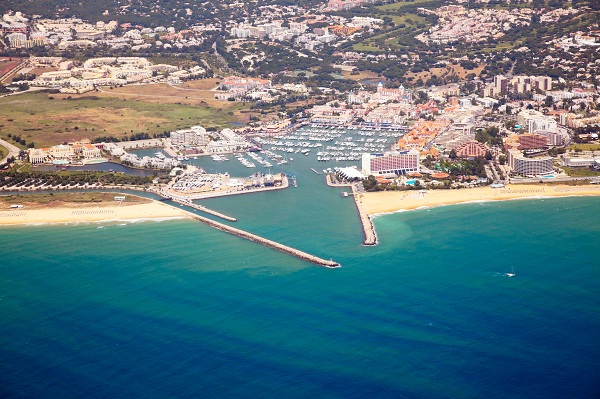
170,126,209,146
82,144,102,159
28,148,46,164
508,149,553,176
517,110,558,133
49,144,74,159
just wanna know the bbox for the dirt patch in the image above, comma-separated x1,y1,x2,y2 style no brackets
404,64,485,82
89,81,235,109
341,70,380,81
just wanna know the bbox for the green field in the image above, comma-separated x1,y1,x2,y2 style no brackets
0,144,7,160
562,167,600,177
352,42,385,52
0,92,244,148
353,4,431,52
376,14,428,49
376,0,439,11
568,143,600,151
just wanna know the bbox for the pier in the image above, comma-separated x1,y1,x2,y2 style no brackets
188,213,340,268
310,168,323,175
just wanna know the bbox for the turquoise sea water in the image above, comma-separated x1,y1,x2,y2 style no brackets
1,143,600,398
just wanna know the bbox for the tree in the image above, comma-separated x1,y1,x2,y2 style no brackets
362,175,380,191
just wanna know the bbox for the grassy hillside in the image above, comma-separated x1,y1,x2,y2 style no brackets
0,89,247,148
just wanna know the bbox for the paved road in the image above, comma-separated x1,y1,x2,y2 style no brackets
0,138,21,166
0,86,47,99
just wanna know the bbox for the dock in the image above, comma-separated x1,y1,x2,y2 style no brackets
189,213,340,268
311,168,323,175
287,174,298,188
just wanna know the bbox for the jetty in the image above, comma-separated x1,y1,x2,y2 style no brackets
188,213,340,268
311,168,323,175
324,175,377,245
172,198,237,222
351,184,377,246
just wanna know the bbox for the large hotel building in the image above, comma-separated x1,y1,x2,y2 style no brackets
362,150,420,176
508,149,554,176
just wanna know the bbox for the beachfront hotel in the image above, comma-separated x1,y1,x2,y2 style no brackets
507,149,554,176
362,150,420,176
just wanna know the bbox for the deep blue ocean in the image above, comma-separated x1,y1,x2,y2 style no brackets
1,135,600,398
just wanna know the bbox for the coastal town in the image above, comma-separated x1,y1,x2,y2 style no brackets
2,2,600,398
1,0,599,221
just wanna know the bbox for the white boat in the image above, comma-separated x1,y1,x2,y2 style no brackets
506,266,516,278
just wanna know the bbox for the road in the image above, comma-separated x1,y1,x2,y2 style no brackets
0,138,21,166
0,59,29,84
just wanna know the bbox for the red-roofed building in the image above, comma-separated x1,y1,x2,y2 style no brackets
455,140,488,158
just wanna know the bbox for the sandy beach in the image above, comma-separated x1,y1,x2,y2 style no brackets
0,200,191,225
359,184,600,216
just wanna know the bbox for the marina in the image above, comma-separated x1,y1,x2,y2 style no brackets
211,154,229,162
252,126,403,164
173,125,403,250
167,169,289,200
235,153,256,168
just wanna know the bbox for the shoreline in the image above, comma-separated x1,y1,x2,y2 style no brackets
0,199,192,226
359,184,600,217
0,192,340,267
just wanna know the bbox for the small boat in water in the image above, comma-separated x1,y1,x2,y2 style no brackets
506,266,516,278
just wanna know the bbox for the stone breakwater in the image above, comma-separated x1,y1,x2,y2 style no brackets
324,174,377,246
351,185,377,246
190,214,340,268
171,198,237,222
